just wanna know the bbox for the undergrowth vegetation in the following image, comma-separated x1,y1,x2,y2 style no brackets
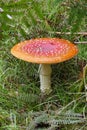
0,0,87,129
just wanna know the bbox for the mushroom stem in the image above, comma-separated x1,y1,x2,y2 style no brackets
39,64,52,94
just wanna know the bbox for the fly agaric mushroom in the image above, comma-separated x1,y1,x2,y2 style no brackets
11,38,78,94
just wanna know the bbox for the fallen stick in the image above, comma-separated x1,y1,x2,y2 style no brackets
74,42,87,44
50,32,87,35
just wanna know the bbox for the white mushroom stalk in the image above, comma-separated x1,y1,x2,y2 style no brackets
39,64,52,94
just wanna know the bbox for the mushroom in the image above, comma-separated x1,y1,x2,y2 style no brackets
11,38,78,94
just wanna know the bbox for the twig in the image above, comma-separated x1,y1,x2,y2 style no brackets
50,31,87,35
74,42,87,44
49,31,87,44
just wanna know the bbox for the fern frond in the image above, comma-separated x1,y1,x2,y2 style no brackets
27,110,86,129
19,93,39,103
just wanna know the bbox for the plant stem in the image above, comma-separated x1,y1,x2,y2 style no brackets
39,64,52,94
83,64,87,102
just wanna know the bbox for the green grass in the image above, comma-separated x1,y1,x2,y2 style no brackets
0,43,87,129
0,0,87,129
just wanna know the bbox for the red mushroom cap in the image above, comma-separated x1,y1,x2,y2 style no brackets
11,38,78,64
